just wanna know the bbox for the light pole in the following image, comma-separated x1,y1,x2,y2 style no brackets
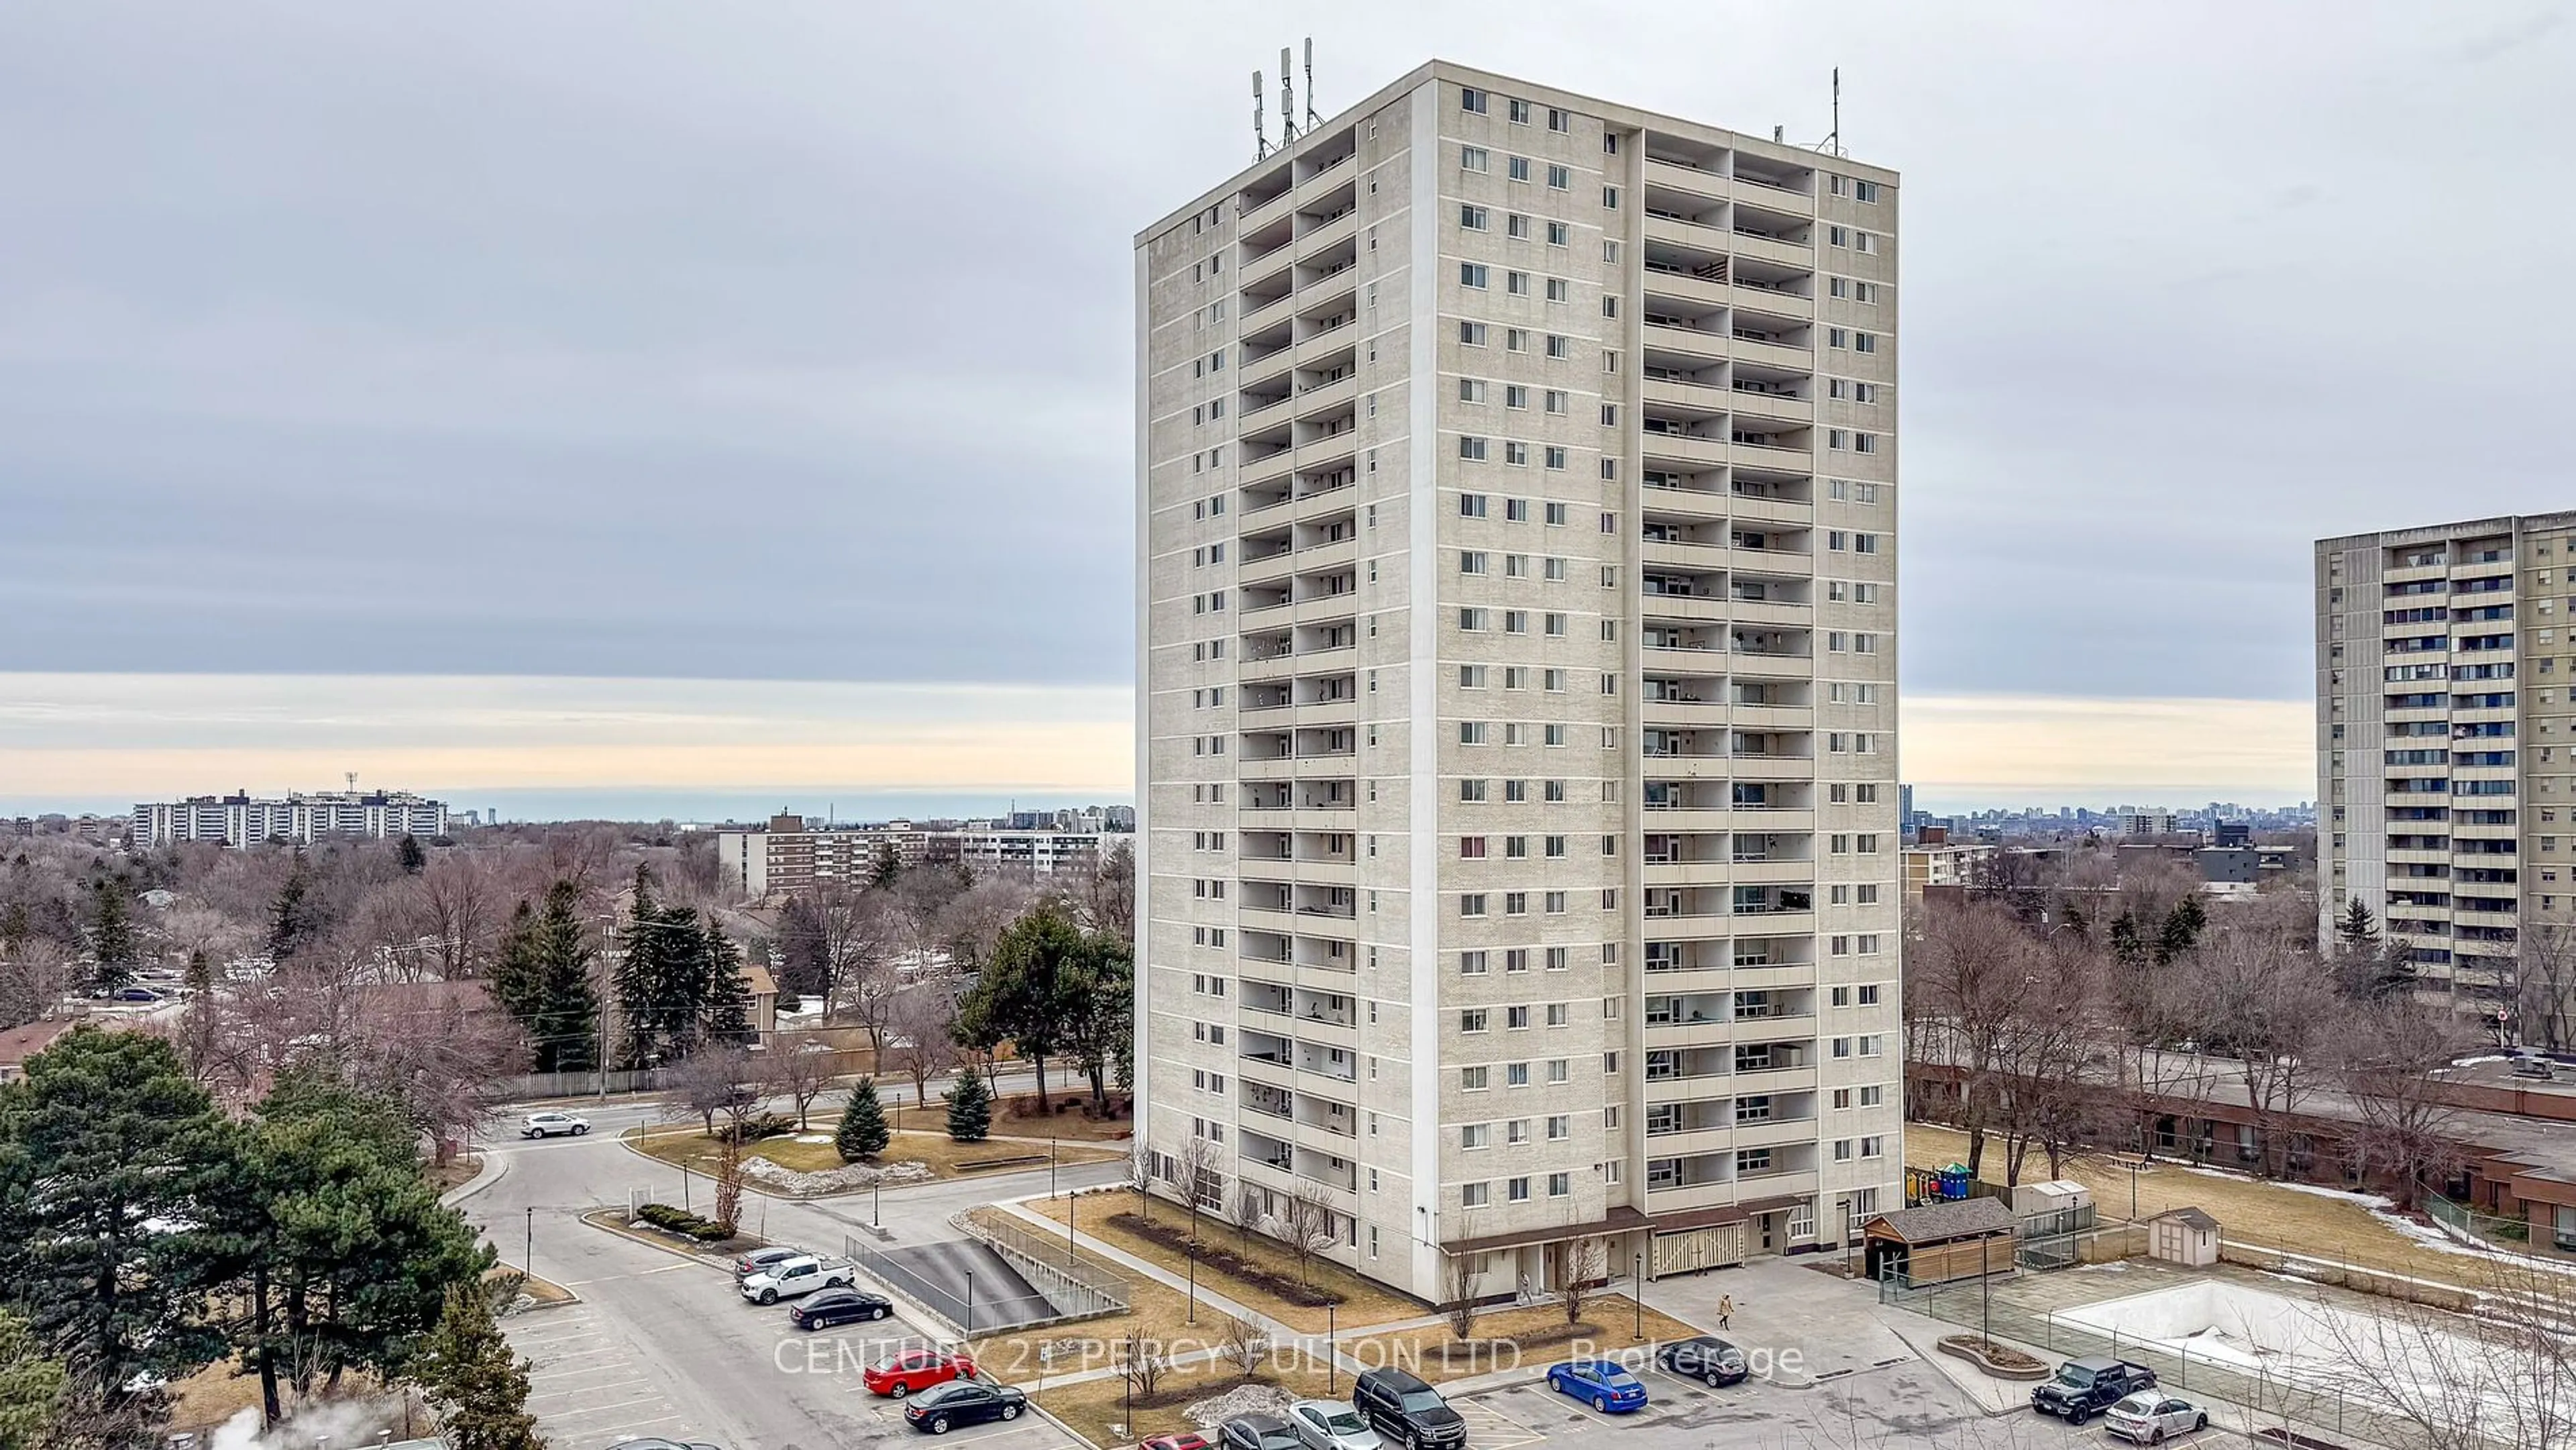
1051,1137,1060,1198
1327,1302,1337,1392
965,1268,975,1337
525,1207,535,1281
1187,1239,1198,1325
1632,1251,1645,1341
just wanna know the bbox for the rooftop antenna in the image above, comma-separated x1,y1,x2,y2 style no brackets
1303,37,1319,130
1825,68,1843,157
1279,48,1299,145
1253,70,1269,159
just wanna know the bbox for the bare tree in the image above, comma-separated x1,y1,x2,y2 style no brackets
1118,1331,1167,1402
1220,1313,1269,1384
0,937,76,1029
1165,1135,1224,1241
711,1131,746,1237
880,985,962,1108
2334,997,2470,1210
1442,1252,1479,1339
1232,1179,1266,1251
2517,919,2576,1053
1556,1237,1607,1325
2312,1253,2576,1450
772,1037,837,1129
1905,897,2050,1178
665,1045,767,1140
1280,1182,1338,1284
2182,919,2347,1178
1129,1142,1159,1217
412,854,500,979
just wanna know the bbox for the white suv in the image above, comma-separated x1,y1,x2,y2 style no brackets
521,1112,591,1139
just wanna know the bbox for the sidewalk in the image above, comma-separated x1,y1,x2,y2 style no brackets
1639,1257,1902,1388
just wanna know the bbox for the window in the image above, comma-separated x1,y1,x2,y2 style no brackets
1507,97,1530,125
1459,491,1489,517
1508,155,1531,183
1601,185,1619,209
1544,446,1568,470
1458,435,1489,461
1461,1065,1489,1088
1459,835,1488,859
1461,146,1489,173
1507,1176,1531,1202
1506,212,1530,239
1506,269,1530,296
1544,389,1567,414
1460,778,1488,801
1547,333,1570,358
1460,1124,1489,1149
1460,204,1489,231
1460,950,1488,976
1548,107,1570,133
1504,440,1529,466
1460,551,1489,576
1460,87,1488,114
1461,262,1489,289
1459,721,1489,744
1546,162,1570,190
1546,277,1570,303
1504,384,1529,410
1546,220,1570,246
1460,321,1489,346
1460,1008,1489,1033
1459,378,1488,404
1461,1182,1490,1208
1506,1005,1531,1029
1506,327,1529,352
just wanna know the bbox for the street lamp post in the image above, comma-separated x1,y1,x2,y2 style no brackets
525,1207,534,1281
965,1268,975,1337
1632,1251,1645,1341
1187,1240,1198,1325
1327,1302,1337,1393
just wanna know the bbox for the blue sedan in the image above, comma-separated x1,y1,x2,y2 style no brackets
1546,1358,1648,1414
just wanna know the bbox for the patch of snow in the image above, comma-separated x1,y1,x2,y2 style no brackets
2173,1163,2392,1209
2072,1261,2131,1272
1185,1384,1295,1428
2369,1207,2576,1278
741,1157,932,1195
2449,1055,2506,1068
795,1133,834,1144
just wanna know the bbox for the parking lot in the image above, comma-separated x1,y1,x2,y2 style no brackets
1452,1355,2244,1450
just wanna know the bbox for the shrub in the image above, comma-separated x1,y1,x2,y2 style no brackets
634,1202,730,1241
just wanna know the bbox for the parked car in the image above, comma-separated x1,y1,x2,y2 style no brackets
733,1246,807,1283
788,1287,894,1330
2512,1055,2557,1081
2104,1392,2207,1445
1287,1400,1379,1450
737,1255,855,1304
2032,1357,2159,1425
1351,1367,1467,1450
1546,1358,1648,1414
521,1111,590,1138
1139,1435,1210,1450
111,986,164,1003
866,1349,980,1398
902,1378,1024,1435
1655,1335,1748,1387
1220,1414,1305,1450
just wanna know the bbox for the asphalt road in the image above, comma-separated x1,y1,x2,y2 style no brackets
459,1090,1125,1450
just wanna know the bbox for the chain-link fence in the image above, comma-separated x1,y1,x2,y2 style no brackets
1882,1271,2451,1450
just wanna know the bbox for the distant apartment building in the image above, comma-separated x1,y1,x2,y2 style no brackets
2112,809,2178,838
716,814,1121,898
1137,62,1902,1301
132,790,447,849
1902,828,1994,901
2317,511,2576,1013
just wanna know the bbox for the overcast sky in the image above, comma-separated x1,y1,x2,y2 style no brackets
3,3,2569,815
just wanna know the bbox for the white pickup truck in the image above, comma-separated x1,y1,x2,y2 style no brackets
739,1254,857,1304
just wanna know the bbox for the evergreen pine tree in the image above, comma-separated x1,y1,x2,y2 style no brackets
414,1284,541,1450
945,1069,991,1143
527,881,600,1073
868,845,902,890
837,1078,891,1162
700,921,753,1047
488,900,544,1029
266,851,315,962
87,877,135,989
612,868,665,1068
397,833,427,874
2337,898,2380,950
2155,896,2208,965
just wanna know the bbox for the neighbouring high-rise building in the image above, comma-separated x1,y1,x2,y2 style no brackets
132,789,447,848
1136,62,1901,1301
2317,512,2576,1024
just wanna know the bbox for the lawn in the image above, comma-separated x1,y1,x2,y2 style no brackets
1032,1357,1336,1447
882,1093,1135,1143
1019,1190,1426,1333
1904,1122,2513,1293
627,1125,1118,1184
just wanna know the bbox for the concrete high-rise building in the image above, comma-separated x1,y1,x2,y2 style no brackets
1136,62,1902,1300
2317,512,2576,1022
133,790,447,849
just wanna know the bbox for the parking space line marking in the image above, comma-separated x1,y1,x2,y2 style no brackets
535,1393,667,1417
567,1414,680,1439
529,1378,649,1402
529,1358,639,1379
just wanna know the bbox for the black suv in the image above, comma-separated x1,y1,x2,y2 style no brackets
1353,1367,1466,1449
1656,1335,1749,1387
2032,1357,2159,1424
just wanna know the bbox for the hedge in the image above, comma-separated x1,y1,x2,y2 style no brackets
635,1202,731,1241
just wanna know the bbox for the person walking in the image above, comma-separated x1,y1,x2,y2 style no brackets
1717,1294,1733,1330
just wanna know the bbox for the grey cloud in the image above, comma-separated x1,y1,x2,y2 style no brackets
1,2,2569,698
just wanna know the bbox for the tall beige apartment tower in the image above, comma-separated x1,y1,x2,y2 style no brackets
2317,512,2576,1030
1136,61,1902,1302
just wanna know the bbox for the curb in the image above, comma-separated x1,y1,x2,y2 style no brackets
579,1208,743,1272
441,1152,508,1208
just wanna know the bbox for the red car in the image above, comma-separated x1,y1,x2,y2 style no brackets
865,1349,980,1398
1141,1437,1210,1450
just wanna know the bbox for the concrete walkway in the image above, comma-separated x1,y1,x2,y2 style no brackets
1638,1256,1909,1389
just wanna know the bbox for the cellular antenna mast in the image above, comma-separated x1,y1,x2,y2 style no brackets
1303,37,1319,130
1253,70,1268,159
1279,48,1298,144
1827,68,1843,157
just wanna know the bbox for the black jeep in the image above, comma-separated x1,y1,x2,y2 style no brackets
2031,1356,2159,1424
